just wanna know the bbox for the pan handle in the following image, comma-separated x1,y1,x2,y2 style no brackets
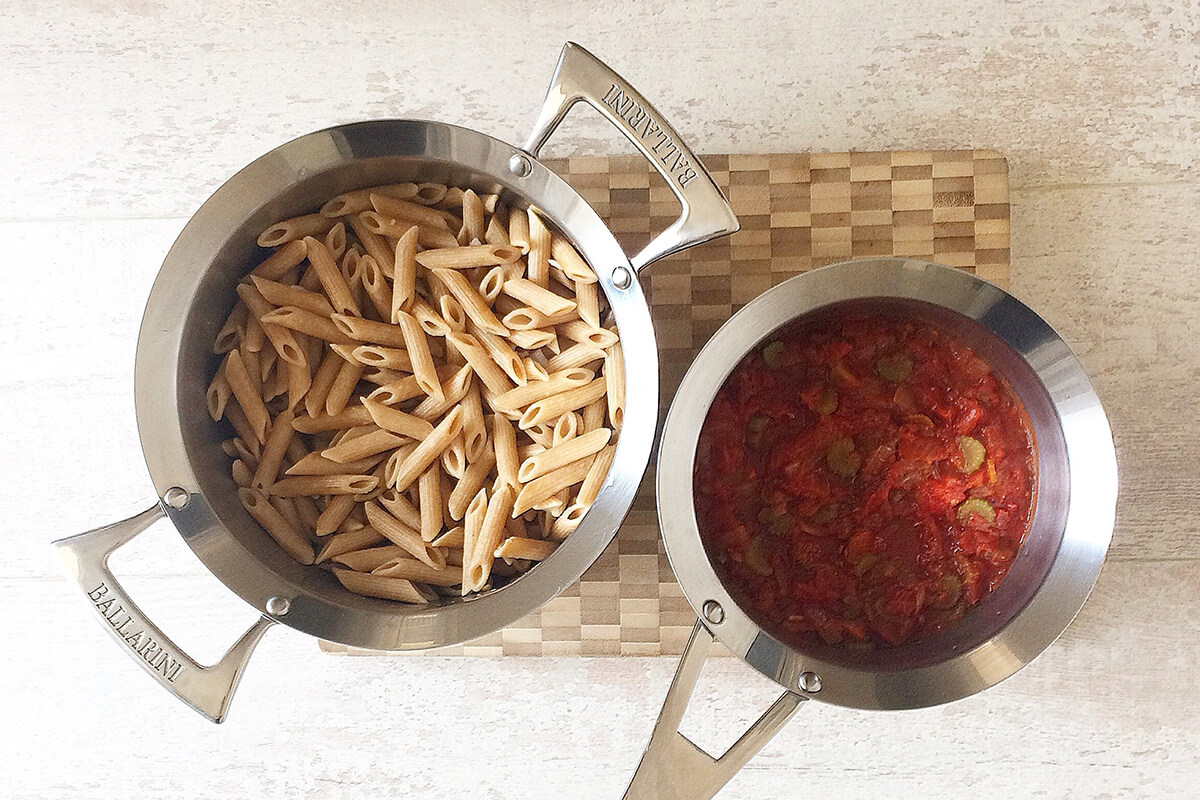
623,621,805,800
53,505,275,724
522,42,739,273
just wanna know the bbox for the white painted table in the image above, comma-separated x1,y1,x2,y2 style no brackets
2,3,1197,798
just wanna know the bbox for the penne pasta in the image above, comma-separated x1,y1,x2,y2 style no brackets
550,235,598,283
391,226,419,320
371,192,452,231
358,255,393,319
605,342,626,429
321,428,407,463
438,294,468,332
346,213,396,277
418,464,443,542
577,443,616,507
492,367,592,412
411,364,474,421
508,205,530,253
231,459,253,488
493,413,520,491
519,377,608,429
376,487,423,530
415,183,448,205
207,361,232,421
367,375,426,406
262,306,356,346
238,488,315,564
479,266,505,304
364,501,443,568
305,235,361,318
361,397,435,439
527,209,551,288
502,277,577,317
386,406,463,491
447,446,497,520
466,483,516,591
432,526,465,549
552,411,582,445
269,474,378,497
461,488,488,591
287,451,384,477
251,408,296,490
324,221,347,260
433,268,509,337
485,210,510,247
581,397,607,434
324,357,362,417
560,319,619,349
575,278,601,329
460,386,488,462
416,243,520,270
214,302,248,354
351,344,413,373
373,557,462,587
411,296,452,337
494,536,557,562
225,349,270,443
460,189,486,244
321,184,419,218
518,427,610,483
445,331,514,396
316,494,357,536
507,328,557,350
546,343,605,373
396,310,444,401
331,313,409,349
512,455,595,517
470,324,527,385
315,527,386,563
258,214,334,248
251,276,335,318
333,569,431,604
251,239,309,281
292,404,373,434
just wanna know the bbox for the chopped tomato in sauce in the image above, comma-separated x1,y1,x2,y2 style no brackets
694,313,1035,648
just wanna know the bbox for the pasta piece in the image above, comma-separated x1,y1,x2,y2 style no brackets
461,488,488,592
460,189,486,244
251,239,309,280
550,235,598,283
236,283,307,366
243,313,266,353
460,387,488,462
484,211,510,247
316,494,357,536
331,313,409,349
351,344,413,373
447,447,497,520
502,277,577,317
411,364,474,421
288,452,385,477
519,378,607,428
500,306,575,331
333,569,431,605
315,527,386,563
527,210,551,288
322,428,407,463
411,296,452,337
386,406,463,491
577,443,616,506
373,557,462,587
332,544,413,571
519,428,610,483
508,328,557,350
361,397,435,439
304,236,360,318
231,459,253,488
479,266,505,304
418,464,443,542
224,349,270,443
494,536,557,562
466,483,516,591
432,526,464,549
512,456,595,517
433,269,509,337
214,302,248,354
258,214,333,248
376,487,422,530
251,408,296,490
560,320,619,349
325,358,363,416
238,488,315,564
523,357,549,383
358,255,392,319
546,343,605,373
470,325,527,385
324,221,347,260
269,495,307,538
391,226,419,320
415,183,448,205
261,306,356,346
396,310,444,401
207,360,232,421
492,413,520,491
364,501,443,568
491,367,592,412
508,206,530,253
523,422,556,449
285,356,311,409
367,375,426,406
301,350,342,419
416,244,520,270
371,193,452,230
552,411,582,445
292,404,373,434
321,184,419,217
445,331,514,396
605,342,626,429
441,436,466,478
346,213,396,277
438,294,468,332
269,474,378,497
581,398,606,434
575,278,601,329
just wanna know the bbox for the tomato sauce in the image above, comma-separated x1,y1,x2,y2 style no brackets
693,311,1035,648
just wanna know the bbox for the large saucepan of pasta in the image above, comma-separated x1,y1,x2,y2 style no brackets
54,42,737,723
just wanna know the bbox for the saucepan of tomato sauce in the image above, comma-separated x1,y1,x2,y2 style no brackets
623,258,1116,800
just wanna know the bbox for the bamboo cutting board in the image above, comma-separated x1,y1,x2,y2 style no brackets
320,149,1011,657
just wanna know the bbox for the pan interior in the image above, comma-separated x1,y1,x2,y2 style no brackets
695,298,1069,674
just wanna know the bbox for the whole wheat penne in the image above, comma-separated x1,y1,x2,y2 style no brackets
251,239,309,280
387,406,463,491
298,261,323,292
523,357,549,383
416,243,520,270
376,487,422,530
284,355,310,409
315,527,386,563
546,343,605,373
412,464,442,542
508,205,530,253
224,349,270,443
518,427,610,483
231,459,253,488
226,414,262,468
348,344,412,373
492,367,592,412
269,495,308,539
364,501,443,568
324,358,362,416
236,283,307,367
321,184,419,218
373,557,461,587
239,488,315,564
321,428,406,463
391,227,419,320
295,494,326,530
301,349,342,418
262,306,356,346
415,183,448,205
550,503,588,539
445,331,514,396
491,413,520,490
433,269,509,337
258,214,334,248
367,375,426,406
519,378,607,429
370,192,451,231
334,568,431,604
485,207,510,247
575,278,601,329
581,398,607,434
552,411,582,445
250,409,296,489
316,494,357,536
470,325,527,385
527,210,551,288
438,294,468,332
252,276,336,317
395,310,443,401
358,210,428,241
357,397,433,440
412,365,474,421
304,237,361,318
287,451,384,477
214,302,248,354
577,443,616,507
467,483,515,591
502,277,577,317
459,189,486,244
361,367,408,386
511,458,594,517
346,213,395,276
605,342,625,429
270,474,378,497
357,255,391,319
550,235,597,283
453,389,486,464
447,447,497,520
207,361,232,421
494,536,557,561
292,404,373,434
501,306,575,331
507,328,557,350
432,526,465,549
460,489,488,591
441,435,466,478
411,296,452,337
324,221,347,260
331,313,408,349
263,363,289,402
479,266,505,304
560,320,619,349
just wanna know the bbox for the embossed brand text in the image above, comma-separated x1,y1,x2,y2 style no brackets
89,582,185,682
599,84,698,187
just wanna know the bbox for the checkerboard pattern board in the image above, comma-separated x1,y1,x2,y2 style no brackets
319,150,1010,657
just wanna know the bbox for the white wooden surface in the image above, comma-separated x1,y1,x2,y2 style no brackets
2,2,1197,798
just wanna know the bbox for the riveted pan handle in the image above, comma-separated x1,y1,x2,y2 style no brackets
53,505,274,723
523,42,739,272
623,621,805,800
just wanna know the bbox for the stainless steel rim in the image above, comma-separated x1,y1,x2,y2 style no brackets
656,258,1117,710
134,119,658,650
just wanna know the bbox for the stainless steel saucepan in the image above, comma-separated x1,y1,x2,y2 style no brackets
53,42,738,723
624,258,1118,800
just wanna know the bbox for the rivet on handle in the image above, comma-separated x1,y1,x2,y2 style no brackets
702,599,724,625
798,671,822,693
265,596,291,616
508,153,532,178
163,487,190,510
612,266,632,290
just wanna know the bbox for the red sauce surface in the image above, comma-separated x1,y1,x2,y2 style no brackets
694,312,1035,648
